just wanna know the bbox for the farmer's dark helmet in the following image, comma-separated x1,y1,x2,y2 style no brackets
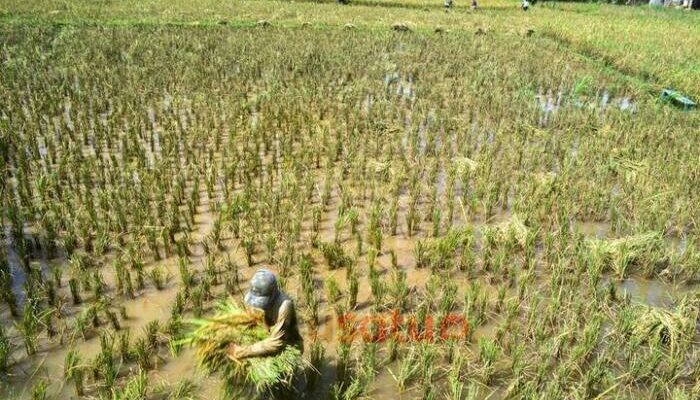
244,269,278,310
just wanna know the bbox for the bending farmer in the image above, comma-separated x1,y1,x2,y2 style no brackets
227,269,303,360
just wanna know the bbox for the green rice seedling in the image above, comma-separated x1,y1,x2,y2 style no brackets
438,280,458,315
389,347,420,392
389,249,398,270
478,337,500,384
320,242,353,270
16,299,41,355
348,271,359,309
242,233,256,267
167,378,198,400
105,308,121,331
134,337,153,371
150,265,170,290
389,198,399,236
414,240,428,269
357,342,378,382
191,286,204,318
386,337,398,363
124,270,135,299
388,268,409,311
369,264,386,310
446,351,465,400
118,330,132,362
0,324,10,374
354,232,363,260
30,379,48,400
431,208,441,238
92,270,106,298
96,333,119,391
51,265,62,289
307,339,325,390
336,341,351,384
406,197,418,237
204,254,219,286
366,246,378,271
145,320,161,350
110,369,148,400
178,256,194,289
325,277,341,304
68,277,82,305
64,349,85,396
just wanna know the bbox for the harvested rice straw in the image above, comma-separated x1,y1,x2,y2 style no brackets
180,299,305,396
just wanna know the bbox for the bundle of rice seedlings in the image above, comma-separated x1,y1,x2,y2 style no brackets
587,231,664,279
180,299,305,396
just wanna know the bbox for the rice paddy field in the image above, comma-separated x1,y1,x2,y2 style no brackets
0,0,699,399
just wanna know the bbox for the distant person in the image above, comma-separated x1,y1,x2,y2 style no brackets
522,0,530,10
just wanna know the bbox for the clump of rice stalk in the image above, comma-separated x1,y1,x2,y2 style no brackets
319,242,353,270
31,379,48,400
478,337,500,384
181,299,307,396
110,369,148,400
325,277,341,304
0,324,11,374
389,347,420,392
588,231,664,280
63,350,85,397
167,379,198,400
629,300,696,355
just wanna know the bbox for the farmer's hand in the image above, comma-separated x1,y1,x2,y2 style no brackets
226,344,244,360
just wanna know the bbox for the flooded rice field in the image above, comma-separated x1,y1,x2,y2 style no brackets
1,24,699,400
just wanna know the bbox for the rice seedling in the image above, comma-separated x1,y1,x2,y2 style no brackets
325,277,341,304
320,242,353,270
30,379,48,400
149,266,170,290
110,369,148,400
16,299,41,356
166,379,198,400
478,338,500,385
0,324,11,374
389,347,420,392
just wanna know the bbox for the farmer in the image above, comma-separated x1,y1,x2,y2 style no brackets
226,269,303,360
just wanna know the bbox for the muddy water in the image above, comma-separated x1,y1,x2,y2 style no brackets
609,277,691,309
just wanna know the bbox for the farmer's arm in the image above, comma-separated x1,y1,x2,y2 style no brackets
229,301,292,359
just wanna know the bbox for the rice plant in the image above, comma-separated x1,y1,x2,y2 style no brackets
0,324,11,374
